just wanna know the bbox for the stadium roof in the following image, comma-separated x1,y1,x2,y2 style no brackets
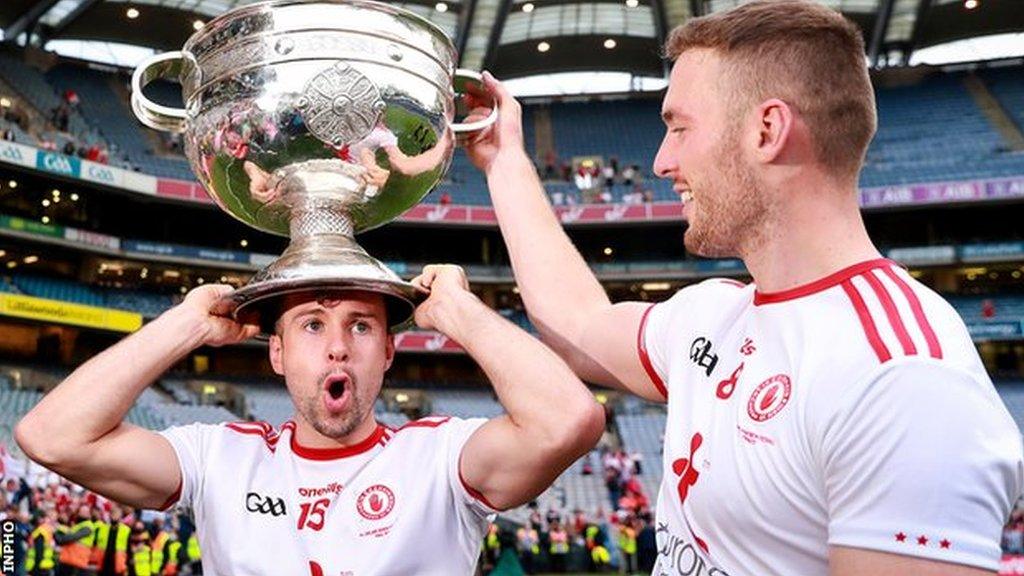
1,0,1022,79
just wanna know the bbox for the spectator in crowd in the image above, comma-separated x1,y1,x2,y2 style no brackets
621,165,637,187
50,105,70,133
548,520,570,573
601,163,616,190
635,513,657,573
622,186,643,205
574,161,595,194
543,150,558,180
484,522,502,570
618,516,638,575
982,298,996,318
1005,519,1024,555
25,509,56,576
515,524,540,574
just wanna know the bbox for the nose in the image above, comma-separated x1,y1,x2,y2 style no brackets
327,330,349,363
652,132,675,179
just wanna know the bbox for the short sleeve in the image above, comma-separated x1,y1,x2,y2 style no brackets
638,303,669,399
159,423,219,512
822,358,1024,570
639,283,710,399
445,417,497,520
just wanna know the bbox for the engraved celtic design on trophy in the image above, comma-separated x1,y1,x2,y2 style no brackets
130,0,495,333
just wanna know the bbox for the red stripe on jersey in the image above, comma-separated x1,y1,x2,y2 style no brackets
754,258,892,305
158,480,182,512
881,266,943,359
637,304,669,399
458,450,504,512
861,271,917,356
841,280,892,363
226,423,279,452
226,423,271,437
718,279,747,288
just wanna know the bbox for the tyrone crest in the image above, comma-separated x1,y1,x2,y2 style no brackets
298,62,385,148
747,374,792,422
356,484,395,521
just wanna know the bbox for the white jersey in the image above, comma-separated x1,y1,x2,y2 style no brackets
160,416,494,576
639,258,1024,575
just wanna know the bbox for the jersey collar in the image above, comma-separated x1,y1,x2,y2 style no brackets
753,258,894,306
288,421,388,461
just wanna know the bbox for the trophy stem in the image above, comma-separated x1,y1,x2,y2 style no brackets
289,205,354,239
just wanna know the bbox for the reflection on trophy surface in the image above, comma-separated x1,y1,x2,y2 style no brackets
130,0,494,333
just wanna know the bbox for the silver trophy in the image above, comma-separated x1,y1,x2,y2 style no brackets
131,0,495,331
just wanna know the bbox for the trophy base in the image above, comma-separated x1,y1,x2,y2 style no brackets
212,235,423,337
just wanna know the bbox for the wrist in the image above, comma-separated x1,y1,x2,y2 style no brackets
485,149,532,179
430,290,485,338
160,303,212,350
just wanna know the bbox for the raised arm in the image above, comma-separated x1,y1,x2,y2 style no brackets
411,264,605,510
463,73,663,401
15,285,259,509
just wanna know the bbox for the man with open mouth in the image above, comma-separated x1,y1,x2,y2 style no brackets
15,264,605,574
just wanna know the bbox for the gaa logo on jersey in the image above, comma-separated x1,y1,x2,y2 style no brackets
356,484,395,521
747,374,792,422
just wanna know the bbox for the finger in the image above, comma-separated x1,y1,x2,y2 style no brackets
420,265,443,289
204,283,235,296
464,110,492,125
410,271,435,293
242,324,260,340
482,71,512,105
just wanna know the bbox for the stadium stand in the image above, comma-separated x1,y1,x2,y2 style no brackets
863,72,1024,187
11,273,176,317
985,68,1024,137
4,56,1024,206
44,63,192,178
0,50,100,145
149,403,237,426
947,294,1024,324
996,381,1024,433
615,412,666,501
160,378,201,405
428,388,507,419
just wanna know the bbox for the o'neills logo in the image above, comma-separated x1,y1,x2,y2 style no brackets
747,374,792,422
298,482,344,498
356,485,395,521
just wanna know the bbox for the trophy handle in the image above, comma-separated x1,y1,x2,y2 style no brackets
451,69,498,136
131,51,190,133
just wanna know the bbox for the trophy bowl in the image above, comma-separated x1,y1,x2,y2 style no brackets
131,0,495,333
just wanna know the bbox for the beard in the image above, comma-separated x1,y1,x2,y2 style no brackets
295,371,368,440
683,127,770,259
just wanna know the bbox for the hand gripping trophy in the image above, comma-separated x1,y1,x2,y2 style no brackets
131,0,495,332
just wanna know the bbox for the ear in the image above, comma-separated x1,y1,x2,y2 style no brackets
384,334,396,371
752,98,794,164
268,334,284,376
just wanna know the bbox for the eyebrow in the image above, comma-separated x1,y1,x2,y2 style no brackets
661,109,692,125
291,307,381,323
